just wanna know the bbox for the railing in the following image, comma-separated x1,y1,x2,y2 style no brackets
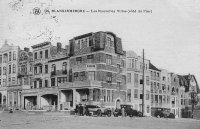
51,70,67,76
72,63,96,72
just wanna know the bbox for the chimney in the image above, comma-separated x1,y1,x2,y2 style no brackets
57,42,62,52
24,47,30,52
65,45,69,54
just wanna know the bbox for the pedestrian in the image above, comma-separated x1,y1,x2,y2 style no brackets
80,104,83,116
83,104,86,115
122,107,125,117
75,104,79,115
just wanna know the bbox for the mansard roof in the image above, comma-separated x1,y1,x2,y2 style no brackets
149,62,161,72
31,41,51,49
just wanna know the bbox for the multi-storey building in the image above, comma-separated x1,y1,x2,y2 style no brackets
69,31,126,108
0,41,21,109
178,74,199,118
170,73,181,117
160,69,171,109
21,42,70,110
126,51,151,116
149,62,162,115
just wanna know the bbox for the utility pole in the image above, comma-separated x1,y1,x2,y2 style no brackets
142,49,145,117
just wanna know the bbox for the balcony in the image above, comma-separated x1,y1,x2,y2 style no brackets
51,70,68,76
58,82,73,88
73,80,102,88
72,64,96,72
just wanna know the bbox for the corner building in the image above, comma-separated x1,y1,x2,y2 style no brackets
69,31,126,108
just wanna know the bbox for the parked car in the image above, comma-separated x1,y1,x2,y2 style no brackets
84,105,111,117
113,104,142,117
154,110,175,118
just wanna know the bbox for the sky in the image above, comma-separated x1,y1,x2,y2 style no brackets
0,0,200,86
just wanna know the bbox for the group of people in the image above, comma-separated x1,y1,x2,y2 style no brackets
75,104,85,116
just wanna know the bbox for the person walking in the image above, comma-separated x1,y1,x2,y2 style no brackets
122,107,125,117
80,104,83,116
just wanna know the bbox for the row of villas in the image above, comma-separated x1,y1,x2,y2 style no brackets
0,31,199,117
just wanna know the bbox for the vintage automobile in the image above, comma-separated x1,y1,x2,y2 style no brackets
84,105,112,117
154,109,175,118
113,104,143,117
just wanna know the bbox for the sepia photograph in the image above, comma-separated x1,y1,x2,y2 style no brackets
0,0,200,129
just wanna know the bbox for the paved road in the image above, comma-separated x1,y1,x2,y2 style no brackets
0,111,200,129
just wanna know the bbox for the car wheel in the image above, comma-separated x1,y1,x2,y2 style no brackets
107,111,111,117
157,115,160,118
97,110,102,117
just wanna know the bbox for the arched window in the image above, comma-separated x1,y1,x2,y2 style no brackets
62,62,67,74
3,95,6,104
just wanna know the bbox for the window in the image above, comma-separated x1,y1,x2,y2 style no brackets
127,73,131,83
77,40,81,49
12,77,15,85
34,81,37,88
39,65,42,73
80,71,85,81
34,52,37,60
3,79,6,86
0,67,1,75
146,76,150,85
45,50,48,58
106,72,112,83
39,80,42,88
9,65,11,74
89,37,93,47
34,67,37,74
106,54,112,65
121,60,125,68
127,89,131,102
62,62,67,73
45,65,48,73
134,73,138,85
3,67,6,75
40,51,43,59
9,52,11,61
51,78,55,86
146,90,150,100
24,78,28,85
45,80,48,87
157,73,159,77
147,105,150,113
88,71,95,80
122,75,126,85
76,57,82,64
13,51,16,60
128,59,132,68
13,64,16,73
107,37,111,46
87,55,94,63
107,90,111,102
51,64,56,75
134,89,138,98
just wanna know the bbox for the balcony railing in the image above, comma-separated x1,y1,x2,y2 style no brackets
72,64,96,72
51,70,68,76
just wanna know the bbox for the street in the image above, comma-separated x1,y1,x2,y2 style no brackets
0,111,200,129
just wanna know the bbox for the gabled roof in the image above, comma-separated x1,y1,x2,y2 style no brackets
149,62,161,71
182,74,200,93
